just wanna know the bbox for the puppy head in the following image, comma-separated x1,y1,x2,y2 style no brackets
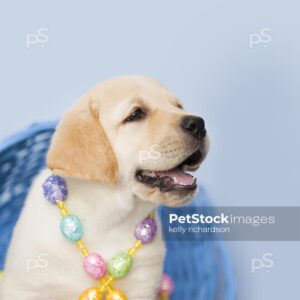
47,76,208,207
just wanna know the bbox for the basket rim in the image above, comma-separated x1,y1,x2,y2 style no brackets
0,120,58,153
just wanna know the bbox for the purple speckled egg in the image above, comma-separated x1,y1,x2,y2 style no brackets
135,217,157,244
83,253,107,279
42,175,68,204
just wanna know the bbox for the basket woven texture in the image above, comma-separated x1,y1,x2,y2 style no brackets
0,121,235,300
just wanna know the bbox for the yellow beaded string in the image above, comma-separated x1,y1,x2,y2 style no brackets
56,200,156,300
57,200,68,216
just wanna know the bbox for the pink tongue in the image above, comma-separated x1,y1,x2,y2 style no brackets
155,169,195,186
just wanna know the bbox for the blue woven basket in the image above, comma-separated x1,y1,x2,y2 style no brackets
0,121,236,300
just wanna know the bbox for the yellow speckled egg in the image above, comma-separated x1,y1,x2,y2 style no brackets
79,288,102,300
106,289,127,300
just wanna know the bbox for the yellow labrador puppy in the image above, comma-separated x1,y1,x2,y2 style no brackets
0,76,208,300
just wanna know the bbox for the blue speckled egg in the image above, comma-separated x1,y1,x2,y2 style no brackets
60,215,83,242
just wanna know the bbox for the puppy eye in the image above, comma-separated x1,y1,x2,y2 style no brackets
124,108,146,123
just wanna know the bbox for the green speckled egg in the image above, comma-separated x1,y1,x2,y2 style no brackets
108,252,132,278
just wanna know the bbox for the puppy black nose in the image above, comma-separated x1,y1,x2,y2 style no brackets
181,116,206,139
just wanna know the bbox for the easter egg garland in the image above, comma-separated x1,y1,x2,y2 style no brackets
42,175,172,300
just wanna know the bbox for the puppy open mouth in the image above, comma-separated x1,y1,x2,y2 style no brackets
136,149,202,192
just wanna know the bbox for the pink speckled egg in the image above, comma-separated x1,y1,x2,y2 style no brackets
159,273,174,296
83,253,107,279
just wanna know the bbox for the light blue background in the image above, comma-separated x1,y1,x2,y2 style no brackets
0,1,299,299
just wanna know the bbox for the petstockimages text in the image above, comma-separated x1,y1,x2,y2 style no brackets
169,213,276,227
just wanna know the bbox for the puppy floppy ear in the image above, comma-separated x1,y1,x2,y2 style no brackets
47,97,118,184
